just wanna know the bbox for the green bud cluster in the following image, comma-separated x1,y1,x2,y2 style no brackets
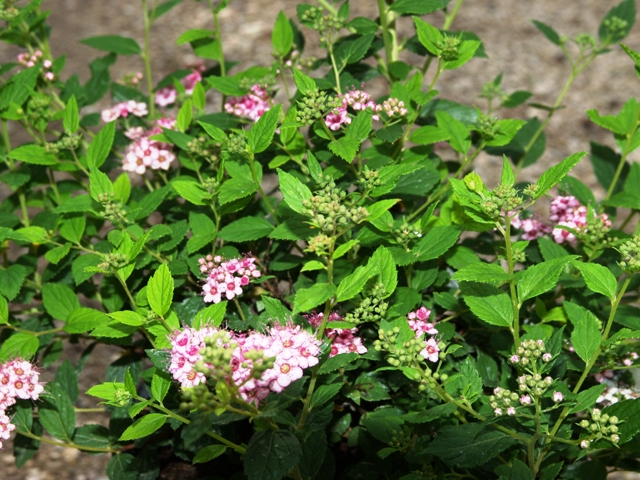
391,221,422,247
299,6,345,47
202,177,220,198
574,33,597,49
480,183,523,219
602,16,628,38
44,133,82,154
196,331,238,380
584,209,611,246
305,233,332,256
97,252,128,271
301,177,368,233
344,284,388,324
578,409,621,447
511,339,550,367
522,184,539,197
98,192,129,224
187,135,220,163
480,80,507,105
437,35,462,62
476,113,498,142
0,5,18,21
223,132,247,156
488,387,519,410
357,167,381,191
517,373,553,397
181,383,219,413
617,236,640,273
27,93,52,131
295,88,340,126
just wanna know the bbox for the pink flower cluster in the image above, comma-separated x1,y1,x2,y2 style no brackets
511,216,552,241
168,323,321,405
101,100,149,123
122,117,177,174
406,307,440,362
199,255,262,304
17,50,55,81
0,359,44,449
155,63,205,107
168,326,218,388
224,84,271,122
549,196,611,246
623,352,639,366
304,311,368,358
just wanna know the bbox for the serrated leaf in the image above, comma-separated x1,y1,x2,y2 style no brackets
532,20,562,45
328,136,360,162
413,226,460,261
272,11,293,57
311,383,343,408
193,445,226,464
119,414,167,441
151,369,171,403
8,144,57,165
564,301,601,364
244,430,302,480
171,178,207,205
277,169,312,214
461,282,513,328
218,217,274,242
193,301,227,329
87,121,116,168
63,95,79,135
293,283,336,314
453,263,510,285
80,35,142,55
64,308,109,334
147,263,174,317
534,152,586,199
0,332,39,360
413,17,443,56
42,283,79,321
572,260,618,300
248,104,281,154
517,257,572,303
0,264,28,301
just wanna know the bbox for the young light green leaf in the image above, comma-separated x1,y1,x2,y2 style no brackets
119,414,167,441
218,217,274,242
517,257,572,303
147,263,174,317
7,144,57,165
193,301,227,329
300,260,326,272
413,17,443,56
0,332,39,361
42,283,80,321
333,240,358,260
436,111,471,154
0,295,7,325
151,369,171,403
193,445,226,464
328,136,360,162
63,95,79,135
293,69,315,95
501,155,515,185
171,178,207,205
87,121,116,168
564,301,601,364
113,173,131,204
89,168,114,202
461,282,513,328
248,104,281,154
198,120,227,142
453,263,510,285
80,35,142,55
176,98,193,132
572,260,618,300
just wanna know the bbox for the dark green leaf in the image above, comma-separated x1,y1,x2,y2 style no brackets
80,35,142,55
461,282,513,328
244,430,302,480
532,20,562,45
564,301,601,364
218,217,274,242
517,257,572,302
42,283,79,321
293,283,336,314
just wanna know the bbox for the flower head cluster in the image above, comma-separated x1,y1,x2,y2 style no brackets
154,63,204,106
511,215,552,241
618,236,640,273
578,408,621,448
101,100,149,123
171,323,321,406
407,306,438,337
549,196,611,246
509,338,552,367
343,88,380,120
199,255,262,304
490,387,518,416
597,386,640,405
155,87,177,107
0,359,44,449
122,117,177,174
225,84,271,122
17,50,55,81
303,310,367,357
517,373,553,397
378,98,408,117
623,351,639,366
325,98,351,131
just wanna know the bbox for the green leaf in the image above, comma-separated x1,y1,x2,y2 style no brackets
63,308,109,334
425,423,515,468
218,217,274,242
42,283,79,321
193,301,228,329
336,263,377,302
501,155,515,185
599,0,636,43
453,263,510,285
517,257,572,303
176,28,214,44
63,95,79,135
410,125,449,145
311,383,343,408
602,398,640,444
218,177,258,205
8,144,57,165
80,35,142,55
151,369,171,403
335,33,375,66
176,98,193,132
244,430,302,480
375,124,404,143
39,384,76,442
328,136,361,162
569,384,607,414
365,199,399,223
413,17,443,56
332,240,358,260
193,445,226,464
564,301,601,364
198,120,226,142
538,237,569,261
534,152,586,199
147,263,174,317
248,104,281,154
532,20,562,45
0,295,7,325
436,111,470,154
372,246,397,298
444,40,481,70
413,226,460,261
318,353,359,376
572,260,618,300
207,75,246,96
171,178,207,205
106,454,138,480
152,0,184,20
461,282,513,328
346,111,372,142
391,0,447,15
0,332,39,360
109,311,146,327
89,167,114,202
272,11,293,57
0,264,28,301
45,243,72,265
293,283,336,314
277,169,312,214
293,69,316,95
86,382,127,402
54,194,97,214
119,414,167,441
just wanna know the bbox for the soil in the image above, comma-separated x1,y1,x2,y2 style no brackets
1,0,640,478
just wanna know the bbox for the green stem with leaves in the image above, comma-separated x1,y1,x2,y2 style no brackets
141,0,156,118
248,153,279,225
603,106,640,204
16,429,119,453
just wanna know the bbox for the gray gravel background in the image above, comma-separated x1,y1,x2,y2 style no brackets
1,0,640,478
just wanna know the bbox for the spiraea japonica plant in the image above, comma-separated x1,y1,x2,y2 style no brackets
1,0,640,478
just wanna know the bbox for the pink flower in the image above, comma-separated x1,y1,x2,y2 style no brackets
549,196,610,246
101,108,120,123
542,353,552,362
225,84,271,122
44,71,55,81
200,256,262,304
155,87,177,107
514,217,552,241
494,408,503,416
553,391,563,402
168,326,218,388
420,338,440,362
510,355,520,363
325,98,351,131
506,407,516,416
343,87,380,120
182,70,202,94
327,328,367,357
520,395,531,406
407,306,438,337
594,370,614,383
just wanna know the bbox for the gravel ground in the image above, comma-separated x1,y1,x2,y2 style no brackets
1,0,640,478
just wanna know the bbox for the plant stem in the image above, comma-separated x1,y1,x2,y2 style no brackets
249,153,279,225
16,429,119,453
443,0,464,30
377,0,396,79
141,0,155,118
604,107,640,204
233,297,247,322
207,0,227,109
502,216,520,344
